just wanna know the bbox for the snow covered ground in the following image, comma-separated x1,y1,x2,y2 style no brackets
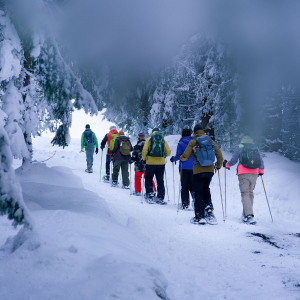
1,135,300,299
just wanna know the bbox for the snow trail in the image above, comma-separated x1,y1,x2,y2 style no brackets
5,136,300,299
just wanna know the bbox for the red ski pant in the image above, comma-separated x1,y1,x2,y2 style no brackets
135,171,156,193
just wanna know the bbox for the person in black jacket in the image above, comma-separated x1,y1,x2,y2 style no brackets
130,133,156,196
111,131,133,189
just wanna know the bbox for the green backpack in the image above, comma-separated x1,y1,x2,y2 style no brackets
120,139,131,155
108,133,119,151
148,132,165,157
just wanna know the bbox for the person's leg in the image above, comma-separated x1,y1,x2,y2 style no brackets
85,147,94,169
106,154,111,175
145,165,155,195
155,165,165,199
121,160,129,186
238,174,252,217
112,160,121,182
181,169,189,206
193,173,205,218
202,172,214,208
248,174,258,216
135,171,143,192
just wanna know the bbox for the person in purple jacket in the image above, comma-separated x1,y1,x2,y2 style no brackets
170,125,195,209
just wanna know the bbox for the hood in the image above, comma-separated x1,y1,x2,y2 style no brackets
110,129,118,134
117,135,130,140
192,130,205,139
181,136,193,145
240,136,254,145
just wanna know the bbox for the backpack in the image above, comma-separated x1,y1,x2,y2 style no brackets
83,129,95,146
108,133,119,151
120,139,131,155
240,144,261,169
148,132,165,157
193,135,215,166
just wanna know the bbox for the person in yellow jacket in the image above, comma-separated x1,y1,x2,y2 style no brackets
142,128,171,204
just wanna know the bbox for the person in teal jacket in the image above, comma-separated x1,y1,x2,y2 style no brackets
81,124,98,173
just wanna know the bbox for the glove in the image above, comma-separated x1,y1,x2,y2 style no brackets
95,148,98,154
223,160,230,170
101,147,104,151
129,158,134,164
170,156,177,165
142,160,146,164
214,165,220,174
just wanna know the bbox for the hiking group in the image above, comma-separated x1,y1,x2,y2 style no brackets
81,123,265,225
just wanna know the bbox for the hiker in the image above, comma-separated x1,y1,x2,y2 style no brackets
223,133,264,225
170,125,194,210
100,125,119,182
111,130,133,189
142,128,171,205
180,123,223,225
130,133,156,196
81,124,98,173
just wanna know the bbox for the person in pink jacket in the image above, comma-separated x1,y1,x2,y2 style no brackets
223,134,264,225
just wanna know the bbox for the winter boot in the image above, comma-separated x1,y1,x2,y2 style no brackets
243,215,256,225
204,206,218,225
111,180,118,187
131,192,141,196
102,175,110,183
122,184,130,189
144,192,156,204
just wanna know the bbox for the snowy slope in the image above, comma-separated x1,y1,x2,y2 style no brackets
1,135,300,299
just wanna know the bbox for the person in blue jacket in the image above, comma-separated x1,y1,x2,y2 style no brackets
170,125,194,209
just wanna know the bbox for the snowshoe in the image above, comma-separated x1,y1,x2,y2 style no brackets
178,203,191,211
85,167,93,173
190,217,206,225
243,215,257,225
144,192,156,204
156,198,167,205
204,207,218,225
122,184,130,189
102,175,110,183
111,180,118,187
131,192,141,196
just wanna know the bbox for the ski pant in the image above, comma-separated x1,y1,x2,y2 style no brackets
106,154,111,175
112,159,129,186
145,165,165,199
180,169,194,206
193,172,214,218
85,147,95,168
135,171,156,193
238,173,258,217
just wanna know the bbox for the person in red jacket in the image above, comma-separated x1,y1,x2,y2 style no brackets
223,134,264,225
100,125,119,182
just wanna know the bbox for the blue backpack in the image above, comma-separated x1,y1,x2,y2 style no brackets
193,135,215,166
83,129,95,146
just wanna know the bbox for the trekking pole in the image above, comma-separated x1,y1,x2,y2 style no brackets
172,162,176,206
261,176,273,223
165,168,170,202
141,167,145,204
129,163,132,196
177,163,182,213
225,168,227,218
99,150,103,182
218,169,225,222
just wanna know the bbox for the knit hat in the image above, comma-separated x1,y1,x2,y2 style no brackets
119,130,125,136
238,133,245,143
193,123,203,133
183,125,190,130
85,124,90,129
152,127,159,133
109,125,116,130
138,133,145,139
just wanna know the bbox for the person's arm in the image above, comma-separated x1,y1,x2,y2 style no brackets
93,133,99,148
227,146,241,167
172,143,182,162
100,134,108,150
213,141,223,169
142,138,150,161
180,140,195,161
164,140,171,157
131,145,138,162
81,134,85,149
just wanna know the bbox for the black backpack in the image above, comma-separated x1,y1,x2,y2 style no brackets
83,129,95,146
241,144,261,169
148,132,165,157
